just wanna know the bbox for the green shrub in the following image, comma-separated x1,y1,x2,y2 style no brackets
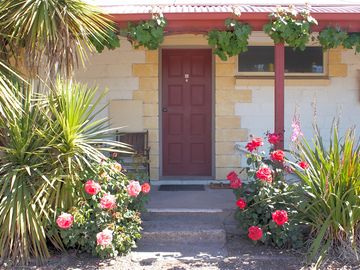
0,80,131,265
56,159,150,258
229,134,304,249
291,123,360,264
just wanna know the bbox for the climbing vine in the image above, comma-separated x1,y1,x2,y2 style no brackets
207,18,252,61
263,7,317,50
89,26,120,53
124,14,167,50
318,27,360,53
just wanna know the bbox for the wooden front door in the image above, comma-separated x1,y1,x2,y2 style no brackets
162,49,212,177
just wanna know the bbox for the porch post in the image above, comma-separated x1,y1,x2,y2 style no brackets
274,43,285,149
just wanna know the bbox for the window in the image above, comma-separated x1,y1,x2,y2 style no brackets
237,46,326,76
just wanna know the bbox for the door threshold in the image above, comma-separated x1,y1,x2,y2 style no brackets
151,180,228,186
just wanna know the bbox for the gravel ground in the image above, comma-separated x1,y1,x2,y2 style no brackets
4,234,359,270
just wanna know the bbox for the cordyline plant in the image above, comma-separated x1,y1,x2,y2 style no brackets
0,0,118,79
291,122,360,265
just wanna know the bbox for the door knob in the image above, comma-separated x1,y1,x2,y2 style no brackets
162,107,168,112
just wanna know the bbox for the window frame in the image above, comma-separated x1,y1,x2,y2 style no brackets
235,44,328,78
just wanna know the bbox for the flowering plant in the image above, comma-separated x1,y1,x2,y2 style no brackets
228,133,304,248
56,159,150,258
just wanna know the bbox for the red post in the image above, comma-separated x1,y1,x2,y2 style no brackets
274,43,285,149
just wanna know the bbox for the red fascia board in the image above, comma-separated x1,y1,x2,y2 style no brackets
111,12,360,32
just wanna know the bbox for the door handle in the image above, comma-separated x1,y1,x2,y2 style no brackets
162,107,168,112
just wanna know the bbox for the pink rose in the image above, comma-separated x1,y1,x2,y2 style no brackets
127,180,141,197
56,213,74,229
100,193,116,209
84,180,101,195
96,228,113,247
256,166,273,183
141,183,151,194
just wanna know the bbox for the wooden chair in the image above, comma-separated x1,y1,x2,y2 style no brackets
115,131,150,179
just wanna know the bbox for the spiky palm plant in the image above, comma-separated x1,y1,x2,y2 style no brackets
0,0,117,79
45,79,129,212
0,85,57,264
293,124,360,265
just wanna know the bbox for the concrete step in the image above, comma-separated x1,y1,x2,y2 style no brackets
140,211,228,244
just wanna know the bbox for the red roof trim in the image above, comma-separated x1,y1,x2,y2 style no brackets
106,4,360,32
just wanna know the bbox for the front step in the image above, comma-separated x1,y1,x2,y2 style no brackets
140,212,227,244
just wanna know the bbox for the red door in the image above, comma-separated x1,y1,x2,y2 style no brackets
162,49,212,177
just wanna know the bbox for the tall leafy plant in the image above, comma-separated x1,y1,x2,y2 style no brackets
291,123,360,264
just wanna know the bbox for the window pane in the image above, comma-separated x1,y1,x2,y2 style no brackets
238,46,274,72
238,46,324,74
285,47,323,73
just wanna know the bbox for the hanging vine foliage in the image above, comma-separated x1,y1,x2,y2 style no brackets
207,18,252,61
263,7,318,50
124,14,167,50
89,25,120,53
318,27,360,53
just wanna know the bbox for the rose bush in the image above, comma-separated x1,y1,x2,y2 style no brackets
229,133,304,249
56,159,150,258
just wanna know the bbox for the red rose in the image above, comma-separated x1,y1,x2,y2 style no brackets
256,167,272,183
252,137,263,148
245,137,263,152
236,198,246,209
141,183,151,194
245,142,257,152
298,161,309,170
248,226,263,241
230,177,242,189
270,150,284,162
226,171,238,182
272,210,288,226
267,133,281,145
84,180,101,195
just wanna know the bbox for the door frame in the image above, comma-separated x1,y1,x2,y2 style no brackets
159,46,215,180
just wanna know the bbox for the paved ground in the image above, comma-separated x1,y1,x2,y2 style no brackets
8,233,356,270
6,187,359,269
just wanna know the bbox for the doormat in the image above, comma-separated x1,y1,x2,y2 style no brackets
209,183,231,189
158,185,205,191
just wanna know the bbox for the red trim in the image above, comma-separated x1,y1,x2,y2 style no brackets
274,43,285,150
112,12,360,32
